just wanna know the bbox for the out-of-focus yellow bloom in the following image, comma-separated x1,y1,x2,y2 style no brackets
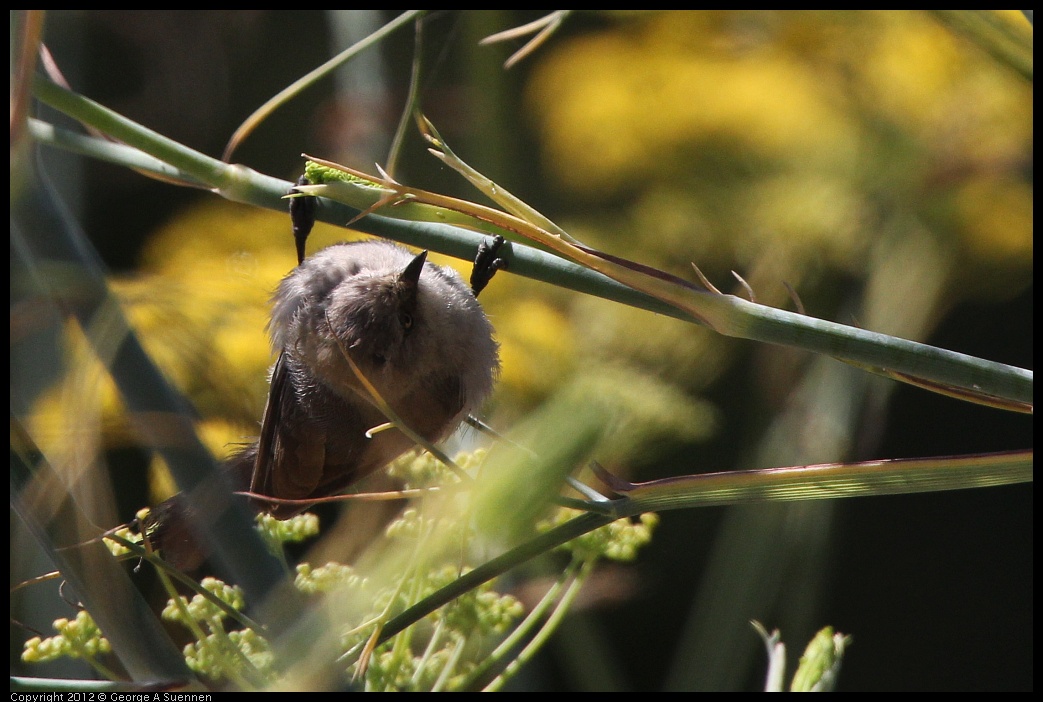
527,13,860,198
495,297,576,406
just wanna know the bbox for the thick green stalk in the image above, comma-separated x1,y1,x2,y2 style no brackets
30,77,1032,409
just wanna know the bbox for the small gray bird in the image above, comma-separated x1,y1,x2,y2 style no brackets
148,238,503,569
251,240,500,514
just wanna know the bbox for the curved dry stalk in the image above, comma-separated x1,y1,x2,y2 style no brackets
222,10,424,162
479,10,573,69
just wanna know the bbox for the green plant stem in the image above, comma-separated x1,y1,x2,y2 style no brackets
608,449,1033,513
377,512,612,646
482,558,594,692
222,10,425,162
375,447,1030,644
931,10,1033,80
460,563,575,690
28,79,1032,408
11,265,193,685
12,151,291,610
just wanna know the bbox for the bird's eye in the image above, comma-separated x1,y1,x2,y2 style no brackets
399,311,414,330
372,352,388,366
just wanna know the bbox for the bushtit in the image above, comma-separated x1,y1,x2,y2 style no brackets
252,239,501,513
147,236,505,569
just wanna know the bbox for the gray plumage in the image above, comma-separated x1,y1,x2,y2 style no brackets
148,239,499,568
253,240,499,513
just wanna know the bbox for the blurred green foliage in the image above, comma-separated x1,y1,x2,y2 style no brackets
16,10,1031,691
